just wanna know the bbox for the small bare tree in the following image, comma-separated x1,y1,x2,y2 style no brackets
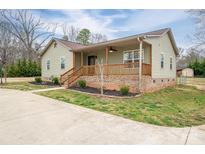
96,59,104,95
0,22,14,83
91,33,107,44
61,24,79,42
0,64,3,84
0,10,56,60
187,10,205,57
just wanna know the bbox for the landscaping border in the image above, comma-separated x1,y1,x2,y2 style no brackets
68,88,141,99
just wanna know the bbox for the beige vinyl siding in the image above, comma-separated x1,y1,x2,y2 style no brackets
145,33,176,78
75,52,81,69
182,68,194,77
79,44,151,65
41,41,73,78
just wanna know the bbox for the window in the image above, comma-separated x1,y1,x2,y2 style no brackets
46,60,50,70
160,54,164,69
123,49,144,67
60,57,65,69
170,57,173,70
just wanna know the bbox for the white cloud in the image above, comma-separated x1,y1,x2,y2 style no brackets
34,10,127,39
32,9,190,41
125,10,189,32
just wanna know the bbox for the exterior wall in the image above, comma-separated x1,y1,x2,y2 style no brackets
80,44,151,66
41,41,73,79
78,75,139,93
141,76,176,93
182,68,194,77
76,75,176,93
75,52,81,69
145,33,176,79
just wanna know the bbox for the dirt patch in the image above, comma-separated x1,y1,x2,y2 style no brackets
69,86,138,97
195,85,205,91
29,81,60,87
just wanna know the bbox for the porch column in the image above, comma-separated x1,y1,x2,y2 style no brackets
73,52,75,68
81,51,83,66
139,40,143,91
105,46,108,64
105,47,109,75
150,45,152,76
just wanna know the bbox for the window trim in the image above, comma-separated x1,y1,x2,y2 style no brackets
60,56,65,70
123,49,144,64
160,53,164,69
46,59,50,70
170,56,173,70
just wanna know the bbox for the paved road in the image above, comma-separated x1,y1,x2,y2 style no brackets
0,88,204,144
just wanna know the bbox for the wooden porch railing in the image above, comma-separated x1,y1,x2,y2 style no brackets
60,67,76,83
82,63,151,76
60,63,151,85
65,66,84,85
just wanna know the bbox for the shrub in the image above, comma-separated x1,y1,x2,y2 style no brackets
7,63,16,77
189,59,205,77
0,64,3,77
35,77,42,83
120,85,129,95
52,77,59,85
78,80,86,88
7,59,41,77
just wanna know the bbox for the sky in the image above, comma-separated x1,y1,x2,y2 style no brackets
32,9,196,49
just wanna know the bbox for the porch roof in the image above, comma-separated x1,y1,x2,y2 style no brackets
73,28,179,55
73,36,148,52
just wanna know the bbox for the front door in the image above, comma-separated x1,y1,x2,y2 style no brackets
88,56,97,75
88,56,97,65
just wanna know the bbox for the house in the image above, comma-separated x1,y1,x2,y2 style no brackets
41,28,178,93
177,67,194,77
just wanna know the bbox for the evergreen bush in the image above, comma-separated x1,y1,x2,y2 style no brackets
120,85,129,95
35,77,42,83
52,77,59,85
7,59,41,77
78,80,86,88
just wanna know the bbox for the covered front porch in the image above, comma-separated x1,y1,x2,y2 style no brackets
73,38,152,76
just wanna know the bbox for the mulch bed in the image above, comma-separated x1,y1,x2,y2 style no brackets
69,86,137,97
29,81,61,87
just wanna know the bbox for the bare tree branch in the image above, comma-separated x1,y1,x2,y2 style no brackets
0,9,56,59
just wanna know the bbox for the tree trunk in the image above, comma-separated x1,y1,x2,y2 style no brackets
3,65,7,83
0,76,2,84
100,71,104,95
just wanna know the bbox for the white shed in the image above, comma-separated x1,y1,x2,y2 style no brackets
182,68,194,77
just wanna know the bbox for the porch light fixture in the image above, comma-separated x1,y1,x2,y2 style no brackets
109,47,117,53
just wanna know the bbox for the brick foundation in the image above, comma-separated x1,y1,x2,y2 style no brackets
78,75,139,93
75,75,176,93
141,76,176,93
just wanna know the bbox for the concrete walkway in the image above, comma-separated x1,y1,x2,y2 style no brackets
0,88,204,144
30,87,65,93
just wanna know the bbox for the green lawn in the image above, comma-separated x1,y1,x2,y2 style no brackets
37,85,205,127
0,82,52,91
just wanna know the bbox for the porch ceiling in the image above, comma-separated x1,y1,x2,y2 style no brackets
73,38,150,53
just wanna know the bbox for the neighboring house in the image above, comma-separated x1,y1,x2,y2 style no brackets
177,67,194,77
41,28,178,93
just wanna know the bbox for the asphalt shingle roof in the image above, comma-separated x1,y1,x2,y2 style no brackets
54,38,86,50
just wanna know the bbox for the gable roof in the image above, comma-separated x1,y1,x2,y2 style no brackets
41,28,179,57
40,38,86,56
54,38,86,49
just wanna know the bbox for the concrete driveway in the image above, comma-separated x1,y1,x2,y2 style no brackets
0,88,204,144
